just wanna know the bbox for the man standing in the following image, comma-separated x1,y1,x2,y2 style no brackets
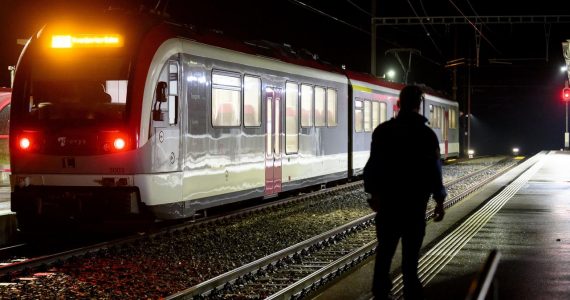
363,85,446,300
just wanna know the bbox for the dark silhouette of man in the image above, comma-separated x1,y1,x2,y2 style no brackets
363,85,446,300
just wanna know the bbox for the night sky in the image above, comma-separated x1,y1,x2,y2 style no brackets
1,0,569,155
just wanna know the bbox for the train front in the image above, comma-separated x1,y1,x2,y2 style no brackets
10,17,148,230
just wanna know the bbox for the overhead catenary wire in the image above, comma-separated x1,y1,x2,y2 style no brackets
287,0,369,35
406,0,444,58
448,0,501,54
345,0,372,17
286,0,442,66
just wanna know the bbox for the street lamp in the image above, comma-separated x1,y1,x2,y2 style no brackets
562,84,570,150
468,149,475,159
512,147,519,155
562,40,570,150
385,69,396,81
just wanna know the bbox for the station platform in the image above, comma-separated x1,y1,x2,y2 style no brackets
311,151,570,300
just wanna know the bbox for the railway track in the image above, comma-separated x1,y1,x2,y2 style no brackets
166,157,521,299
0,156,520,299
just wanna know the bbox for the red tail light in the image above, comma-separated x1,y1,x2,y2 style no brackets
19,137,31,150
16,131,42,152
100,130,131,153
113,138,126,150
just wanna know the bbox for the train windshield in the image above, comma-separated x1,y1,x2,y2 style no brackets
19,54,130,126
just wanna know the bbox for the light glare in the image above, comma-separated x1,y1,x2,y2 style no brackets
51,34,123,48
19,138,31,150
113,138,126,150
51,35,72,48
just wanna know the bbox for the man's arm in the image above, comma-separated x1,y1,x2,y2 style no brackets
432,146,447,222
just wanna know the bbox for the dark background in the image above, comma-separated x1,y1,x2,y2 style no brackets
1,0,569,155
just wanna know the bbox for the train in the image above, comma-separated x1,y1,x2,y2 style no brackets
0,88,10,170
9,12,459,230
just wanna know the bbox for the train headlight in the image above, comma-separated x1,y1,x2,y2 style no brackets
51,34,124,48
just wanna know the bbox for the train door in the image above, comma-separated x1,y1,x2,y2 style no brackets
443,110,449,158
265,87,282,196
152,59,181,172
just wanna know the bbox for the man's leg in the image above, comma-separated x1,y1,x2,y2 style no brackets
401,221,425,300
373,220,400,299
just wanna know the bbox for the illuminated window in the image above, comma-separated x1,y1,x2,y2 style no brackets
327,88,337,126
449,108,457,129
301,84,313,127
168,61,179,125
380,102,387,124
364,100,371,132
315,86,326,127
244,75,261,127
285,82,299,153
438,106,444,128
354,99,363,132
372,102,379,128
212,71,241,127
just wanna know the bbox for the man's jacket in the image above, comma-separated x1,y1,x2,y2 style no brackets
363,111,447,205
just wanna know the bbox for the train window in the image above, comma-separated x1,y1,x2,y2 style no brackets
301,84,313,127
0,104,9,135
436,106,441,128
354,99,363,132
380,102,387,124
212,71,241,127
168,61,179,125
314,86,326,127
372,101,379,128
22,52,129,124
364,100,372,132
243,75,261,127
285,82,299,153
105,80,127,104
327,88,337,126
438,106,444,128
449,108,457,129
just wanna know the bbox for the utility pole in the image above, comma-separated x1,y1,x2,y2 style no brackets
562,41,570,149
370,0,376,76
467,60,472,156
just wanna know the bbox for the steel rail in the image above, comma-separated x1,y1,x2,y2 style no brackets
165,157,522,299
0,181,361,278
165,214,376,299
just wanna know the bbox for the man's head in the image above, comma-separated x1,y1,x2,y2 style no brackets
398,85,424,112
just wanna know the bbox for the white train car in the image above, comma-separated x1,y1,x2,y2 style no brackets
10,14,350,229
346,72,459,176
9,12,459,230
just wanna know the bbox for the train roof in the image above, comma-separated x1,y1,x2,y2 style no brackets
345,70,454,102
33,10,346,77
163,23,345,75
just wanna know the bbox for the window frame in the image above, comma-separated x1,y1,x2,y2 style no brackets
314,86,326,127
285,81,299,154
243,74,262,128
211,69,242,128
326,88,338,127
300,83,314,128
354,98,364,133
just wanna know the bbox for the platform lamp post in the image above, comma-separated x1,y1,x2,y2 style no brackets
562,40,570,150
562,80,570,150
